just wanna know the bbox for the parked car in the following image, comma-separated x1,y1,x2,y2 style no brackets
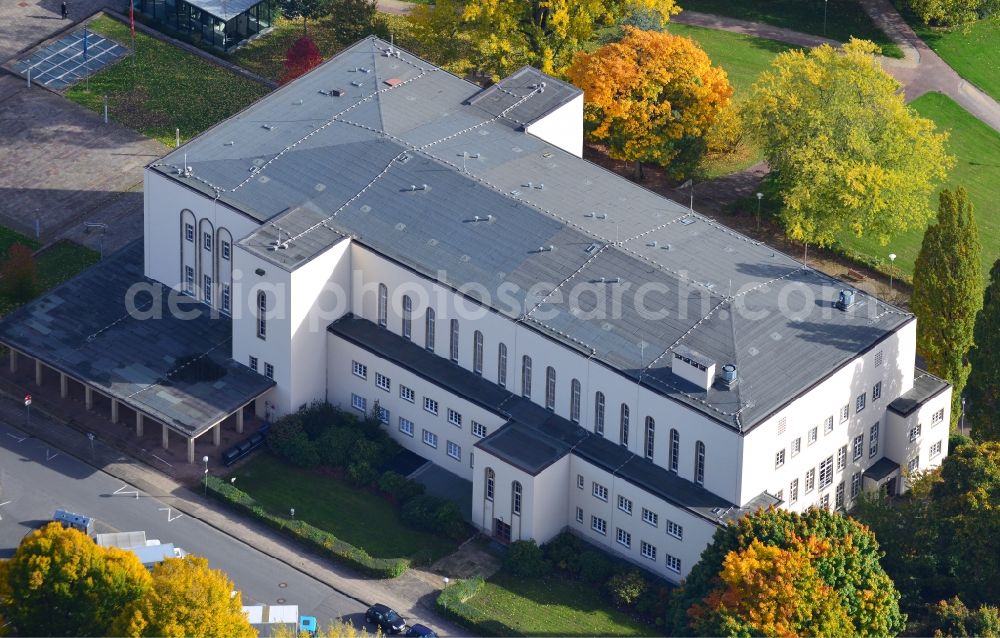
404,623,438,637
366,604,406,634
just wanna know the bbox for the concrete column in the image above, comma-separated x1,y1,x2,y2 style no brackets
60,373,68,399
212,422,221,446
161,422,169,449
34,359,42,386
9,349,17,374
186,436,195,464
236,407,245,434
84,386,93,410
110,399,118,423
136,412,144,437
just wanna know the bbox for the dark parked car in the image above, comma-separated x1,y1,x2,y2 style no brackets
404,624,437,637
366,604,406,634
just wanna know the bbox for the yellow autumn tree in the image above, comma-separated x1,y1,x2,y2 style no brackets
567,27,733,180
112,556,255,638
689,538,854,637
743,39,953,248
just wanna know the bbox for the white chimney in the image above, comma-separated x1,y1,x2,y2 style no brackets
671,345,716,391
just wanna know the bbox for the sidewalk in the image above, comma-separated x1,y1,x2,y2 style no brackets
0,385,470,637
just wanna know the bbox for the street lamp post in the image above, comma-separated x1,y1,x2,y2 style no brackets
961,397,967,436
755,192,763,230
823,0,829,36
888,253,897,296
202,455,209,495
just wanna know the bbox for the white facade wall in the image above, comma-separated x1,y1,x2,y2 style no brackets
885,387,951,482
525,94,584,158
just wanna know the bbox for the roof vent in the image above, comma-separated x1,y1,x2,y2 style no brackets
836,289,856,311
261,124,275,131
584,242,599,254
384,78,402,87
350,80,363,87
331,88,345,97
672,345,716,391
534,245,555,253
719,364,738,389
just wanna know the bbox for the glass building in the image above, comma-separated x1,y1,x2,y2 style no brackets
135,0,275,50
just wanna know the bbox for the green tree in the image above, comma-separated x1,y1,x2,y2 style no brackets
967,258,1000,441
912,187,983,429
0,243,37,303
923,597,1000,637
743,39,953,248
406,0,473,76
330,0,376,42
278,0,334,36
0,523,150,636
901,0,999,27
112,556,255,638
667,507,905,637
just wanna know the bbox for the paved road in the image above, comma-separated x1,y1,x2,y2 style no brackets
0,419,367,630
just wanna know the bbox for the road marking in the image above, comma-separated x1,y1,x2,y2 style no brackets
6,433,26,443
151,454,173,468
113,485,140,499
45,449,59,461
0,500,10,521
158,507,184,522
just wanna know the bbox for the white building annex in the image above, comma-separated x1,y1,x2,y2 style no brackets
3,37,952,582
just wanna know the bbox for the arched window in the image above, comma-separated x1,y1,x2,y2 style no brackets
377,283,388,328
485,468,495,501
521,356,532,398
545,366,556,410
512,481,522,515
402,295,412,340
594,392,605,435
695,441,706,485
669,429,679,472
644,416,655,460
425,308,435,352
449,319,460,363
256,291,267,340
497,343,508,388
473,330,484,375
570,379,581,423
620,403,630,447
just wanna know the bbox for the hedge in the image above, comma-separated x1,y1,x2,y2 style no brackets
204,476,409,578
435,576,522,637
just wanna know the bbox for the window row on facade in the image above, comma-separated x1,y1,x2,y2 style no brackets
574,508,682,574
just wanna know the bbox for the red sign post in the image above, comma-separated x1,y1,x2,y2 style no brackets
24,393,31,423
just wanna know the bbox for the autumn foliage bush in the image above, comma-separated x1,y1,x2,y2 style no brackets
280,36,323,85
0,243,37,303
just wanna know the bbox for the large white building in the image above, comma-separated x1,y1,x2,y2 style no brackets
10,37,952,582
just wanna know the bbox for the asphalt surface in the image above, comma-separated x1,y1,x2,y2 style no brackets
0,419,372,631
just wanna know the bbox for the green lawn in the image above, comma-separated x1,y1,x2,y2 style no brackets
229,15,347,82
229,453,458,561
65,15,271,145
463,572,658,637
836,92,1000,280
676,0,903,57
0,231,99,317
911,16,1000,103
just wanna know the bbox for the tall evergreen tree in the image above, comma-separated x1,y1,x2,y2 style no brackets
968,258,1000,441
912,187,983,429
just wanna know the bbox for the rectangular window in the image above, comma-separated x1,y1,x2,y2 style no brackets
249,356,258,372
791,437,801,457
642,508,658,527
203,232,212,251
449,319,459,363
351,394,366,412
447,441,461,461
932,408,945,426
617,495,633,515
819,456,834,488
576,507,584,523
424,397,438,415
221,240,231,261
805,468,816,493
666,554,681,574
853,434,864,461
264,362,274,380
909,423,922,442
641,541,657,561
875,350,883,367
666,520,683,540
616,528,631,548
185,223,194,242
399,417,414,437
184,266,194,294
851,472,862,499
257,292,267,340
591,516,607,535
840,404,850,423
352,360,368,379
775,449,786,469
377,406,389,424
808,427,818,445
908,456,920,473
447,409,462,427
400,385,415,403
472,421,487,438
870,422,880,458
790,478,799,503
825,415,835,434
221,284,231,313
837,445,847,471
821,493,830,510
592,482,608,502
776,489,784,502
577,474,584,489
856,393,866,413
375,372,390,392
872,381,882,401
835,482,845,509
930,440,942,458
422,429,438,449
498,343,508,388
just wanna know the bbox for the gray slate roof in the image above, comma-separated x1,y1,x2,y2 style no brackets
888,369,949,416
0,241,273,436
153,37,912,431
467,66,582,129
329,314,778,525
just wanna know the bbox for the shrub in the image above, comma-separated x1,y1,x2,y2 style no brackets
503,540,549,578
346,459,379,486
0,244,37,302
607,569,648,607
267,415,320,468
578,549,615,584
542,533,585,573
401,495,468,540
280,36,322,85
299,401,338,439
316,426,359,468
377,471,425,504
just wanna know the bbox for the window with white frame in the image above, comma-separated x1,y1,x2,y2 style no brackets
351,394,366,412
853,434,864,461
249,356,258,372
908,456,919,473
851,471,861,498
375,372,390,392
577,474,584,489
593,482,608,501
835,482,845,509
644,416,655,459
875,350,883,367
666,554,681,574
424,397,438,415
264,363,274,380
840,404,850,423
591,516,607,535
791,437,801,456
221,284,231,313
422,429,438,448
576,507,584,523
776,489,784,502
399,417,414,437
498,343,508,388
377,284,387,328
932,408,945,426
202,274,211,300
620,403,630,447
666,520,683,540
856,393,866,413
425,308,435,352
616,528,631,548
184,266,194,294
808,427,818,445
352,361,367,379
790,478,799,503
909,423,922,442
545,366,556,410
485,468,494,501
821,493,830,510
695,441,706,485
594,392,605,435
521,356,532,398
642,508,658,527
930,440,942,458
819,456,834,488
825,415,835,433
203,232,212,251
400,385,415,403
221,240,231,260
185,223,194,242
870,422,880,457
618,495,633,515
775,448,786,469
837,445,847,471
377,405,389,424
257,291,267,340
447,441,461,461
473,330,483,375
570,379,581,423
669,429,680,472
402,295,412,340
873,381,882,401
449,319,459,363
472,421,487,438
447,409,462,427
805,468,816,493
641,541,656,561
